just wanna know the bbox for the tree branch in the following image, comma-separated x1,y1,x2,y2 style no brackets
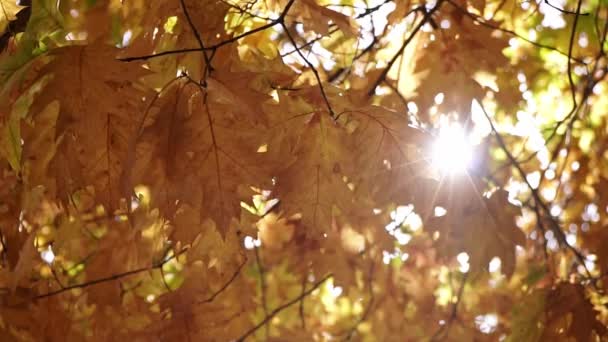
566,0,584,108
35,248,189,300
367,0,445,96
281,22,336,117
179,0,213,76
235,274,332,341
254,246,270,338
198,258,247,304
430,272,468,341
119,0,296,62
446,0,587,64
343,263,375,340
544,0,589,16
477,102,594,281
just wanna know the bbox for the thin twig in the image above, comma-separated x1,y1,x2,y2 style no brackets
478,102,594,281
198,258,247,304
235,274,332,341
281,22,336,117
280,27,339,58
179,0,213,77
368,0,445,96
566,0,584,108
299,274,307,329
344,263,375,340
119,0,296,62
280,0,399,60
544,0,589,16
446,0,586,64
430,272,468,341
254,246,270,338
35,248,189,300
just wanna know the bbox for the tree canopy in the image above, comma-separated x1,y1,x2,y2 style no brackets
1,0,608,340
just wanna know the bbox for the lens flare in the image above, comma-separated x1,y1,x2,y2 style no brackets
431,122,472,174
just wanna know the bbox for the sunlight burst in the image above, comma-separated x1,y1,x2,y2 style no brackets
431,122,473,174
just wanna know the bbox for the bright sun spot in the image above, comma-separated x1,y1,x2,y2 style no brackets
475,313,498,334
432,122,473,174
41,245,55,264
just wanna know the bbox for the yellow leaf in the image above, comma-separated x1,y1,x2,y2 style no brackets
0,0,26,35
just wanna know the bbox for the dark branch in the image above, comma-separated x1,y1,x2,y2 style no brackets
477,102,595,281
198,258,247,304
566,0,584,108
235,274,332,341
344,263,375,340
430,272,468,341
254,247,270,338
446,0,587,64
544,0,589,16
118,48,205,62
281,22,336,117
179,0,213,75
35,248,189,300
119,0,296,62
368,0,445,96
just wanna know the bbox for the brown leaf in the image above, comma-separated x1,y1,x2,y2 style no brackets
30,41,151,212
429,182,525,277
543,283,607,341
133,75,272,236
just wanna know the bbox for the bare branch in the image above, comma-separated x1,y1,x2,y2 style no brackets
281,22,336,117
35,248,189,300
566,0,584,108
198,258,247,304
235,274,332,341
254,247,270,338
477,102,595,281
430,272,468,341
119,0,296,63
446,0,587,64
343,263,375,340
368,0,445,96
179,0,213,76
544,0,589,16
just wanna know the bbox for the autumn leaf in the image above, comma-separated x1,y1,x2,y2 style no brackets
1,0,608,340
257,212,296,250
543,283,607,341
133,67,274,237
0,0,26,35
29,41,151,212
429,183,525,277
412,7,509,119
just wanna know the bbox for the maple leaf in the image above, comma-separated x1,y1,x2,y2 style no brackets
133,70,273,237
412,8,509,120
21,100,60,195
29,41,151,212
0,163,21,267
344,105,428,206
507,289,546,342
1,0,608,340
257,212,296,250
0,0,26,35
543,283,607,341
293,0,359,38
267,91,353,236
429,182,525,277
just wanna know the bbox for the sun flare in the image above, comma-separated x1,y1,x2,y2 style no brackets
431,122,473,174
